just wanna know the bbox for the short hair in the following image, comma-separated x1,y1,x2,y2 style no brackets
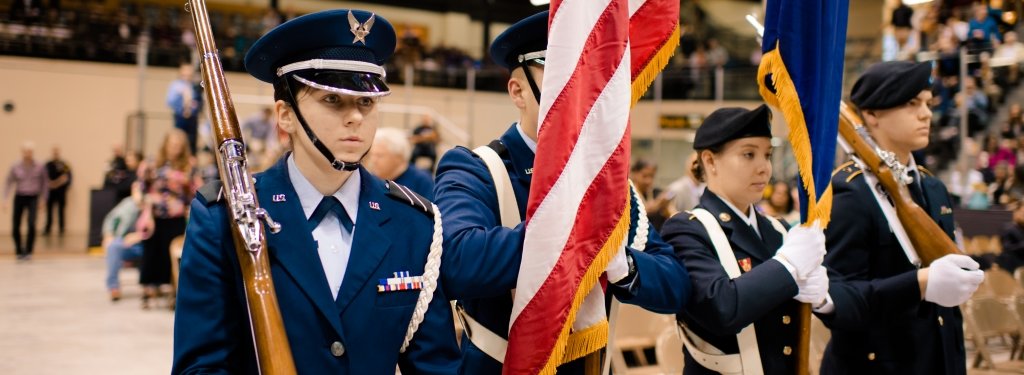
373,127,412,161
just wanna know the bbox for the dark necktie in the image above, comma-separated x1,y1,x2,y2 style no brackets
908,170,926,207
308,196,354,233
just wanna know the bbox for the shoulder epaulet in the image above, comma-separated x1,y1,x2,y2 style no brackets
831,161,863,183
198,180,224,206
385,181,435,217
917,165,933,177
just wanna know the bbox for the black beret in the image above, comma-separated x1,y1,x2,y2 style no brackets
693,105,773,149
490,11,548,70
850,61,932,110
244,9,396,96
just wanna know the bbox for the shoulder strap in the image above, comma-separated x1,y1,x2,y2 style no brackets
852,158,922,267
385,181,434,217
197,180,223,205
763,215,787,237
686,208,765,375
472,141,521,228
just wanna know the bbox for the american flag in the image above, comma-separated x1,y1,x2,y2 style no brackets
504,0,679,373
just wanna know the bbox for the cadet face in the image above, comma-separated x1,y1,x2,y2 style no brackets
509,64,545,140
702,137,773,209
865,90,933,156
277,87,379,168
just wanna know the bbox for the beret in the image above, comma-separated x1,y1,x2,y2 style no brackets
693,104,773,149
850,61,932,110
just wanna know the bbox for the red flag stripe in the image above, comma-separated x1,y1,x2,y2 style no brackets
505,130,631,373
628,0,678,79
525,0,629,218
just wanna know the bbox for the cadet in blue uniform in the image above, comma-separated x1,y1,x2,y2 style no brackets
433,11,691,374
659,105,830,374
172,10,460,374
817,61,984,375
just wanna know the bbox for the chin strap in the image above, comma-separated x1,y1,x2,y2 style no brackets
284,77,362,171
519,61,542,105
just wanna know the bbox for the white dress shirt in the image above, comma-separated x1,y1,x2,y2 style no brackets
288,156,360,300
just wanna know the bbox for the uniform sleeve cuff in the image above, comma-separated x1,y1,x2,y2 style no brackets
812,294,835,314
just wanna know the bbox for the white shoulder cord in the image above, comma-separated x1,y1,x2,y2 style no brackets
628,180,649,252
399,203,444,353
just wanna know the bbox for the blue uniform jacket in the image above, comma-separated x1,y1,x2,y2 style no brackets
660,190,801,375
820,162,965,375
172,157,461,375
434,124,690,374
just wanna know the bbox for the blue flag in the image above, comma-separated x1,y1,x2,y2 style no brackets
758,0,849,226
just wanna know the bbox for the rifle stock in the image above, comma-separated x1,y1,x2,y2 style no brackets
186,0,297,373
837,103,957,266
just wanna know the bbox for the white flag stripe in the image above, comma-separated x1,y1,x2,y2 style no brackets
510,54,632,325
628,0,648,17
538,0,613,130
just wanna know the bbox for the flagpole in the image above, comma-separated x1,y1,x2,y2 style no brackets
748,14,813,375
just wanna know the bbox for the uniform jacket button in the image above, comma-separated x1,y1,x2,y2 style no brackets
783,346,792,356
782,315,791,325
938,316,944,326
331,341,346,357
868,352,876,361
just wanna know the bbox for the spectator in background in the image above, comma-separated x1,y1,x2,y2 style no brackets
1003,103,1023,138
758,180,799,226
991,160,1012,205
1002,164,1024,206
960,76,990,136
663,152,705,215
705,38,728,68
103,193,143,302
8,0,44,24
105,151,142,203
410,114,440,172
968,2,1002,46
990,137,1018,168
994,31,1024,84
4,142,48,261
242,107,274,145
998,203,1024,272
367,127,435,199
631,159,671,231
43,145,71,236
136,129,194,309
166,60,203,154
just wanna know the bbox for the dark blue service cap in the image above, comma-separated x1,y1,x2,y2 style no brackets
850,61,933,110
693,104,773,149
244,9,396,96
490,11,549,70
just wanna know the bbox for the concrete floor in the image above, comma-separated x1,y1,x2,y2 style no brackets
0,235,172,375
0,234,1022,374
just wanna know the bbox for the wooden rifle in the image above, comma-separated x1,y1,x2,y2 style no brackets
186,0,297,373
837,102,958,266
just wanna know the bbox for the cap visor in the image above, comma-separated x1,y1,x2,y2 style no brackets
292,71,390,97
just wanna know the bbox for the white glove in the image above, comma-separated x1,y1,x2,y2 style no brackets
794,266,829,306
924,254,985,307
773,222,826,279
606,247,630,283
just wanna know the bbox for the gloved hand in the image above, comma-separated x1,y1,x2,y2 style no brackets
794,266,829,306
606,247,630,283
924,254,985,307
773,222,826,279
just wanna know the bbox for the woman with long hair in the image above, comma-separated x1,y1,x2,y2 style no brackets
136,129,194,308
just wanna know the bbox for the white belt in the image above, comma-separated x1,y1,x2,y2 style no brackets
455,303,508,363
677,322,744,374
